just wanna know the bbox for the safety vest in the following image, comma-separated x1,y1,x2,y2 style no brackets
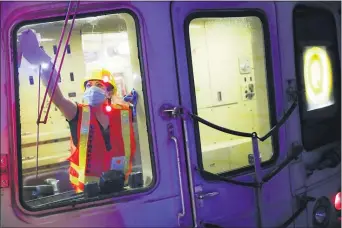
67,103,136,193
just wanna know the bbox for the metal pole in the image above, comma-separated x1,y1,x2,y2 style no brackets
36,66,42,179
252,133,263,228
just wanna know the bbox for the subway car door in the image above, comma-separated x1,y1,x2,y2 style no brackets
171,2,294,227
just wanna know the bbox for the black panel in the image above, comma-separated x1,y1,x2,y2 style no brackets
53,45,57,54
293,5,341,151
66,44,71,54
29,76,34,85
68,92,76,98
70,72,74,81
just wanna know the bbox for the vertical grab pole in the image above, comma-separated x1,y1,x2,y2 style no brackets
36,66,42,179
168,126,186,227
37,1,74,124
42,1,80,124
252,133,263,228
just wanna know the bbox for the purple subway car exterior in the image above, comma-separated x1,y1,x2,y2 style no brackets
0,1,341,228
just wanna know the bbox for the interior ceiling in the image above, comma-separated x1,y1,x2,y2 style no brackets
18,14,127,34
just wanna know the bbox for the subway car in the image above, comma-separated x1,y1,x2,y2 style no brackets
0,1,341,227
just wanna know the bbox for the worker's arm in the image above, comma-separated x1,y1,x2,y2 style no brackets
19,29,77,121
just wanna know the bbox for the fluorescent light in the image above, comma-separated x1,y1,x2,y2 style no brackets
190,24,202,29
39,38,55,42
17,32,54,42
41,62,49,70
117,41,130,55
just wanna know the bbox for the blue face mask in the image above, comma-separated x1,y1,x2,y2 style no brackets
83,86,107,106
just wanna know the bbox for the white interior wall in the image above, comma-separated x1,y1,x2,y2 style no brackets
189,17,273,174
19,26,86,169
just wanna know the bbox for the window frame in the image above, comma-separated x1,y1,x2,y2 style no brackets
12,8,157,213
183,10,279,178
292,4,341,151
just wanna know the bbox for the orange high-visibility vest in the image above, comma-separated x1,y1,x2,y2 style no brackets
67,103,136,193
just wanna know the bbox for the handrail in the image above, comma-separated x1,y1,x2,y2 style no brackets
161,97,300,187
170,136,186,226
164,97,298,142
167,123,186,226
257,100,298,142
262,144,303,183
277,196,316,228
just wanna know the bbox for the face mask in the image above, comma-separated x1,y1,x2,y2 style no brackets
83,86,107,106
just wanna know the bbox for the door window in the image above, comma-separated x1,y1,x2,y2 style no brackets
187,15,276,174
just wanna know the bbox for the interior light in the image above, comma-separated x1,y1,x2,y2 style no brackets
117,41,130,55
39,38,55,42
41,62,49,70
190,24,203,29
105,105,112,113
334,192,341,211
303,46,334,111
103,76,109,83
35,33,55,42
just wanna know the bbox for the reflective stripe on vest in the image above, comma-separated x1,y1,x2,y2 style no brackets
78,105,91,185
121,109,131,176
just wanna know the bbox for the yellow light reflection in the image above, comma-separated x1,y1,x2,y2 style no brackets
303,46,334,111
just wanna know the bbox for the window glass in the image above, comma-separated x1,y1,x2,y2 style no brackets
188,17,273,174
16,12,153,210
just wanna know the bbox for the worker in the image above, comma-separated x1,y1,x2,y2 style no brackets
18,29,136,193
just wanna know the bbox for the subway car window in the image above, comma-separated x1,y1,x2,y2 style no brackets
188,17,274,174
15,13,154,210
293,6,341,150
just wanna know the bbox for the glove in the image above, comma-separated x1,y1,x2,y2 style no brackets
18,29,57,87
19,29,50,66
123,89,138,118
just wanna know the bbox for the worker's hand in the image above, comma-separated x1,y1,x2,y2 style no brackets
18,29,56,86
18,29,50,66
123,89,138,118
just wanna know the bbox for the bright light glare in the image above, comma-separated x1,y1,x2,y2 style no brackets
30,32,55,42
103,76,109,83
190,24,203,29
41,62,49,70
39,38,55,42
303,46,334,111
105,105,112,112
335,192,341,211
117,41,130,55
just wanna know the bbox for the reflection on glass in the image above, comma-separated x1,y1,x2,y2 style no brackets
17,13,153,209
303,46,334,111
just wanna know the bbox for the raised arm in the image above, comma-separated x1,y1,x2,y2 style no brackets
18,29,77,121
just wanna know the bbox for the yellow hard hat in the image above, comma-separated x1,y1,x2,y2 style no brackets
83,69,117,94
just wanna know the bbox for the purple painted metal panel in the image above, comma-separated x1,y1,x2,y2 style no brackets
171,1,292,227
